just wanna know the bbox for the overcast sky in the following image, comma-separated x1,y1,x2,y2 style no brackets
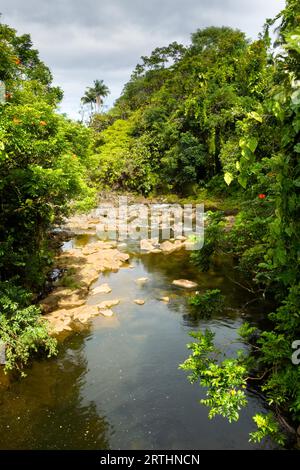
1,0,285,119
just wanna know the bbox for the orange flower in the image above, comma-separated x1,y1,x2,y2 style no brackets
258,194,266,200
39,120,47,126
12,57,21,65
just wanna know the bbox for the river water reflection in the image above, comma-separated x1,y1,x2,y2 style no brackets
0,237,272,449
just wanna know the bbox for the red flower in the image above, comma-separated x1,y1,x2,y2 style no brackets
258,194,266,200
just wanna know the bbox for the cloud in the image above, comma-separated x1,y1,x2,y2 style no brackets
0,0,286,119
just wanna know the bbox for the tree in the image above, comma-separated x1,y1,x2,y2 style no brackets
181,0,300,446
0,18,96,372
93,79,110,112
81,80,110,122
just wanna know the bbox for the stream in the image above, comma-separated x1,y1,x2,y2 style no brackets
0,224,274,450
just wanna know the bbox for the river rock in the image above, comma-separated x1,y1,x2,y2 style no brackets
98,309,114,317
74,266,100,289
172,279,198,289
118,252,130,263
91,283,112,295
134,299,145,305
117,243,127,249
98,299,120,309
160,240,180,253
88,218,101,225
40,288,87,313
136,277,149,284
50,318,73,333
44,310,74,334
140,239,155,252
71,305,99,322
159,296,170,303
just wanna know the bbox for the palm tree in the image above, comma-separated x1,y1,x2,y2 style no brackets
81,87,97,115
81,80,110,122
93,80,110,113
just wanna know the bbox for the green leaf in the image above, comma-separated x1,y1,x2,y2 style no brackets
224,172,234,186
239,137,258,153
294,143,300,153
247,137,258,153
248,112,263,123
238,175,247,189
242,147,254,161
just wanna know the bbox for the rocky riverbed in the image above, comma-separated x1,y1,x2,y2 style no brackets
43,204,235,336
41,237,130,335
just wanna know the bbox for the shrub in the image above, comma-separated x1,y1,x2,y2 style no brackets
0,282,57,375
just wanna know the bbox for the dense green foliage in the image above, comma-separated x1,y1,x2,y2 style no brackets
0,0,299,448
91,26,269,195
0,20,96,371
179,1,300,446
0,281,56,375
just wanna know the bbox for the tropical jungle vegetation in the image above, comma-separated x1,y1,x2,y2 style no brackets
0,0,299,447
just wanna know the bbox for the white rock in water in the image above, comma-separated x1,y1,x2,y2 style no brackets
98,309,114,317
136,277,149,284
172,279,198,289
140,239,155,252
98,299,120,309
117,243,127,249
159,296,170,303
149,238,159,245
91,283,112,295
134,299,145,305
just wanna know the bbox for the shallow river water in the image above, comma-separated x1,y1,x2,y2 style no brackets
0,232,273,450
